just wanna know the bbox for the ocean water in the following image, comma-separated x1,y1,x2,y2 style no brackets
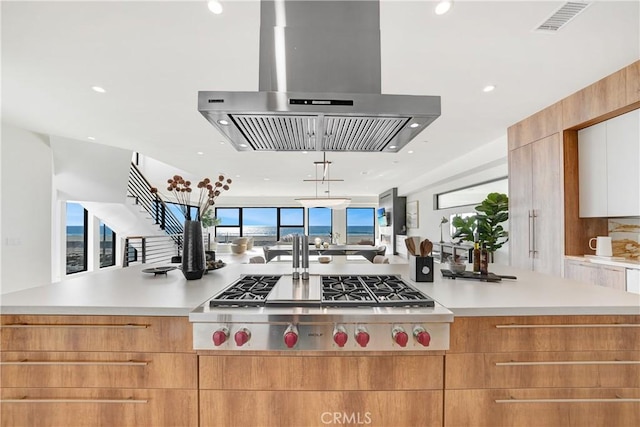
240,225,373,238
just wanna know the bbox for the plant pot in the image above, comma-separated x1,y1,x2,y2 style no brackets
182,220,206,280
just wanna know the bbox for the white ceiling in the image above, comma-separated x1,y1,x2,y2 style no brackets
2,0,639,199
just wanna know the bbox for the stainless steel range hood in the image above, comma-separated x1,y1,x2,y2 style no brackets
198,0,441,152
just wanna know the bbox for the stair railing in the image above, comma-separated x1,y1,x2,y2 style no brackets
127,162,184,240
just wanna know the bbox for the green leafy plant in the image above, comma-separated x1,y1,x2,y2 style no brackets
451,192,509,255
200,209,221,228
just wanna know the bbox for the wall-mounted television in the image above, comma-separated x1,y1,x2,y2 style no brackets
377,207,389,227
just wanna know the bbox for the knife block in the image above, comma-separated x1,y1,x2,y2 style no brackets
410,256,434,282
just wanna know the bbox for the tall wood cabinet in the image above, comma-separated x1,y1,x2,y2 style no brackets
508,133,563,276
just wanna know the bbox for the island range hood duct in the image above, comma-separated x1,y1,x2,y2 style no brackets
198,0,441,152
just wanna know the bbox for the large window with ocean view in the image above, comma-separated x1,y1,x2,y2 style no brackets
308,208,332,242
346,208,375,244
279,208,304,238
215,208,240,242
66,202,87,274
243,208,277,246
99,221,116,268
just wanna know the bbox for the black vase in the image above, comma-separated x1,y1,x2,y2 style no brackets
182,220,206,280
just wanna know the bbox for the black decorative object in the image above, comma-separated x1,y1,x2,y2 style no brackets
440,269,517,282
410,256,434,282
142,266,177,276
182,220,206,280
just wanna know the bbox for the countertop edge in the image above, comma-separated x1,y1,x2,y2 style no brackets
0,306,191,317
565,255,640,270
449,306,640,317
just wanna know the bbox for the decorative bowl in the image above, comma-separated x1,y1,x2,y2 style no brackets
448,262,466,274
318,256,332,264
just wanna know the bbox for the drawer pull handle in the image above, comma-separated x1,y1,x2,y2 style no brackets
496,397,640,403
2,323,149,329
1,360,149,366
1,397,148,404
496,360,640,366
496,324,640,329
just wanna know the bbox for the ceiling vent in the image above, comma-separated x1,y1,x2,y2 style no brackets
534,2,591,33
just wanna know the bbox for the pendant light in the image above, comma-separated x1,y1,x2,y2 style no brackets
296,153,351,209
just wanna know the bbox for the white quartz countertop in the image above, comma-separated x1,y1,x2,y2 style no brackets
1,262,638,317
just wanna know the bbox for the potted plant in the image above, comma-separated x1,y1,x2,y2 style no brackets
451,192,509,261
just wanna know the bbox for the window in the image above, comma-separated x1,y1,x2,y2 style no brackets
215,208,240,242
167,202,198,223
346,208,375,244
435,177,508,210
279,208,304,239
99,221,116,268
66,202,87,274
308,207,332,241
243,208,277,246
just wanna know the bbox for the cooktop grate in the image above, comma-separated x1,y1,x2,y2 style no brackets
209,275,281,307
321,275,435,308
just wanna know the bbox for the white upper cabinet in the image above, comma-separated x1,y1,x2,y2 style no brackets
578,122,608,217
578,109,640,217
606,110,640,216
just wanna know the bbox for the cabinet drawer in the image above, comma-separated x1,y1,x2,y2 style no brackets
1,352,197,389
200,354,443,390
0,388,198,427
449,316,640,353
200,356,444,390
445,388,640,427
446,351,640,389
201,390,442,427
1,315,193,352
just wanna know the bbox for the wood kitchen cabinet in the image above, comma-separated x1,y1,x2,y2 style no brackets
508,133,563,276
564,258,627,291
0,315,198,427
578,109,640,217
198,354,444,427
444,315,640,427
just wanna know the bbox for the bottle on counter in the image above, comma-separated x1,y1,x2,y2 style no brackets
479,243,489,275
473,231,481,273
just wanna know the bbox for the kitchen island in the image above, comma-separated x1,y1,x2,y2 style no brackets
1,262,639,426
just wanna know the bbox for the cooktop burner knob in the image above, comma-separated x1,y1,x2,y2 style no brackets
392,326,408,347
284,331,298,348
283,324,299,348
332,325,348,347
355,325,370,347
212,327,229,346
413,326,431,347
234,328,251,347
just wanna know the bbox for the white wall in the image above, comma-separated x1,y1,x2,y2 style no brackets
399,135,510,265
1,123,53,294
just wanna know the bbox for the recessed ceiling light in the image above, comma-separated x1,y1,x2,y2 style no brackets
91,86,106,93
197,151,204,155
410,123,419,128
239,143,248,148
302,151,308,154
87,136,96,141
483,85,496,92
207,1,223,15
218,119,229,125
235,174,240,178
389,145,397,149
435,1,453,16
263,177,270,181
408,150,414,154
219,141,225,145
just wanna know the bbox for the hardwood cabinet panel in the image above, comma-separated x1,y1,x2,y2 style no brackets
1,352,197,389
445,388,640,427
531,133,563,276
199,354,443,391
507,102,563,150
626,60,640,105
448,316,640,353
201,390,443,427
0,315,193,353
509,134,563,275
446,351,640,389
563,68,627,129
508,143,533,270
0,388,198,427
